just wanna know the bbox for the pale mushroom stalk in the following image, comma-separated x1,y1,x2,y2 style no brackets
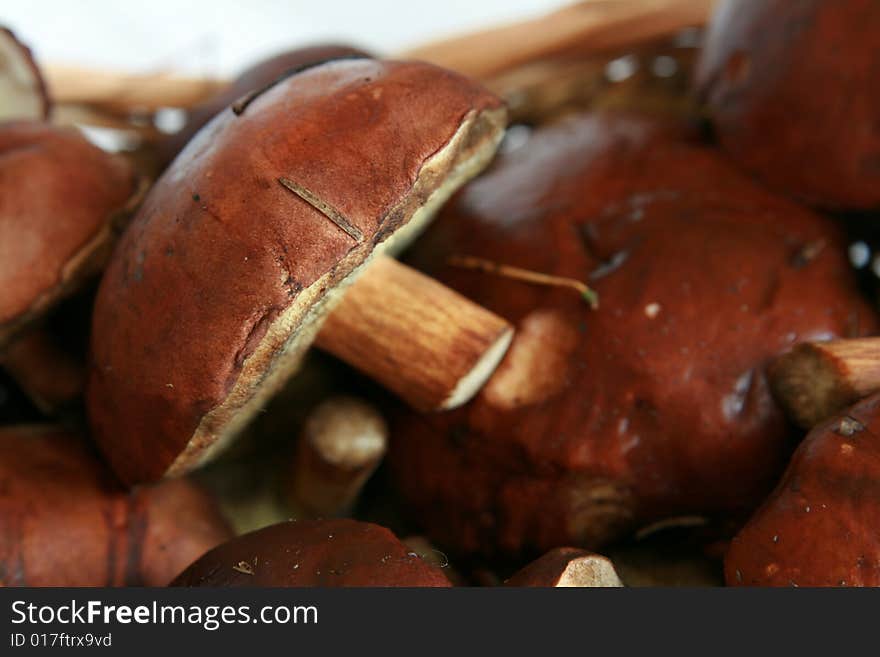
286,396,388,518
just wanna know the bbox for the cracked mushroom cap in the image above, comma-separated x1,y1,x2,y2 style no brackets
725,393,880,587
157,44,370,168
0,27,49,121
0,121,140,348
696,0,880,209
0,425,232,586
389,112,877,557
171,519,452,587
87,58,506,485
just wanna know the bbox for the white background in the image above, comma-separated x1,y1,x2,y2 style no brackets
4,0,559,76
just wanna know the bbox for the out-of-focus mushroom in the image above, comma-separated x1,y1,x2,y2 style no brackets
388,112,876,557
87,58,507,485
0,121,143,413
696,0,880,210
505,548,623,587
285,395,387,518
0,425,232,586
171,519,452,587
0,28,49,121
725,392,880,587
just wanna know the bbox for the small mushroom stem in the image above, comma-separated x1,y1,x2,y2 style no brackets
505,548,624,587
286,396,388,518
1,329,84,415
316,256,514,412
769,337,880,428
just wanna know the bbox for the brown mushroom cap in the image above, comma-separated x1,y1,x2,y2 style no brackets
0,27,50,121
389,112,877,557
87,59,506,485
725,393,880,587
696,0,880,209
171,519,453,587
156,44,370,168
0,121,139,347
0,425,232,586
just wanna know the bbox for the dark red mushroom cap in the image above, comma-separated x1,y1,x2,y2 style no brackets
725,392,880,587
171,519,453,587
87,58,505,485
389,111,877,556
696,0,880,209
0,425,231,586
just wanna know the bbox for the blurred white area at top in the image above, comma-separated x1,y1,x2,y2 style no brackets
4,0,560,76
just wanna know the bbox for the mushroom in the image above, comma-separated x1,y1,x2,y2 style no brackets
696,0,880,209
0,121,143,413
0,27,49,121
725,392,880,587
0,425,232,586
388,111,876,557
0,29,140,415
87,58,508,485
155,44,369,170
171,519,452,587
505,548,623,587
285,395,387,518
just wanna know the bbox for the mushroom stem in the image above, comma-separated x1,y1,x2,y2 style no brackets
769,337,880,428
286,396,388,517
1,329,83,415
505,548,624,587
316,256,514,412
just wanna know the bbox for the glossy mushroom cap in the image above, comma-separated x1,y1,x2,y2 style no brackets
725,392,880,587
171,519,453,587
87,58,506,485
389,112,877,556
696,0,880,209
0,121,138,347
0,425,232,586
